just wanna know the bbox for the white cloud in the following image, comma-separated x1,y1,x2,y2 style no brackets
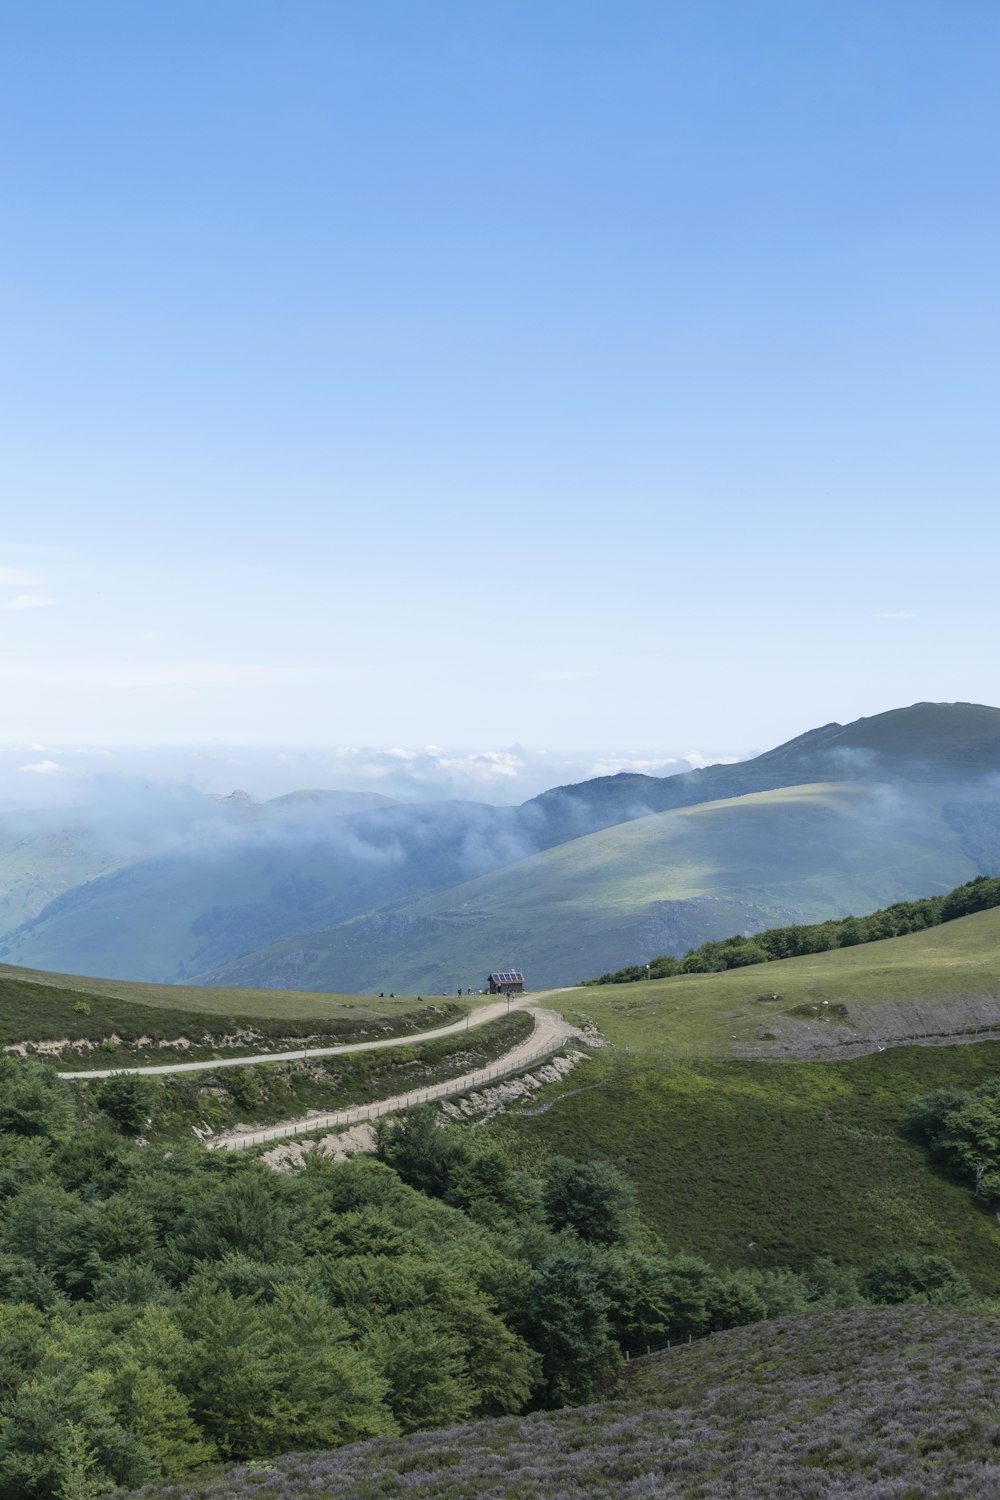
0,593,55,611
586,755,685,778
349,746,526,787
433,750,525,783
683,750,741,769
0,742,750,808
0,567,40,587
586,750,740,778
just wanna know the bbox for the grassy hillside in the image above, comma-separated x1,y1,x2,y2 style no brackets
0,959,466,1063
202,780,980,992
488,1040,1000,1288
0,809,138,936
0,792,393,942
563,903,1000,1058
467,910,1000,1291
122,1305,1000,1499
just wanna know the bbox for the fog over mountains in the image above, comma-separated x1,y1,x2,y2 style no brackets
1,703,998,991
0,742,734,812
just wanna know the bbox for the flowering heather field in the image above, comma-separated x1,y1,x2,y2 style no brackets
124,1305,1000,1499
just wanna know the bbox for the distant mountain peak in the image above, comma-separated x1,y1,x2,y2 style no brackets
753,722,844,762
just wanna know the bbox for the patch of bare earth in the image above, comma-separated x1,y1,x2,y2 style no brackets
736,990,1000,1060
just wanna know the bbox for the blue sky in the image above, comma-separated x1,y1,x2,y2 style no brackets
1,1,998,759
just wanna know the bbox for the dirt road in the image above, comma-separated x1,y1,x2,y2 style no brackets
58,991,571,1080
207,1003,579,1152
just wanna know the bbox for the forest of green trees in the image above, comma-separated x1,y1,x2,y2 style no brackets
586,876,1000,985
0,1054,984,1498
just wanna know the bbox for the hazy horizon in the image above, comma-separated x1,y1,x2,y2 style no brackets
0,739,751,811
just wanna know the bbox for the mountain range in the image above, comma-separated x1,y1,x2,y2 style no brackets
1,701,998,991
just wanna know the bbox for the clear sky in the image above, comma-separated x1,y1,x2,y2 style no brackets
2,1,998,756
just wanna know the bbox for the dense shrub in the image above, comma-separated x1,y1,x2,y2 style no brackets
859,1252,978,1307
98,1074,154,1136
905,1078,1000,1200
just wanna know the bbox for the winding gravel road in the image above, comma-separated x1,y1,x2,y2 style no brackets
57,991,572,1080
206,1002,580,1152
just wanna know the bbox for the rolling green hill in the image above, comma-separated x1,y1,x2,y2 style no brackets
202,779,982,992
525,699,1000,842
0,789,396,954
562,903,1000,1058
0,809,140,936
0,958,466,1064
480,907,1000,1284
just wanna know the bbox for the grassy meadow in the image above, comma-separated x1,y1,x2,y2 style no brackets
561,904,1000,1057
0,959,472,1061
474,909,1000,1293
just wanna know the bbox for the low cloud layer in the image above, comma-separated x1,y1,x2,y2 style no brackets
0,742,742,812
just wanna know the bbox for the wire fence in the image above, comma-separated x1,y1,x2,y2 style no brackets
209,1035,570,1152
622,1332,704,1362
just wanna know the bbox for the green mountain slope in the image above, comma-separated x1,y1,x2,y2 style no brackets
482,910,1000,1288
0,809,139,936
202,780,981,992
0,797,531,982
0,956,465,1062
0,790,394,945
566,903,1000,1058
4,701,999,986
525,699,1000,841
